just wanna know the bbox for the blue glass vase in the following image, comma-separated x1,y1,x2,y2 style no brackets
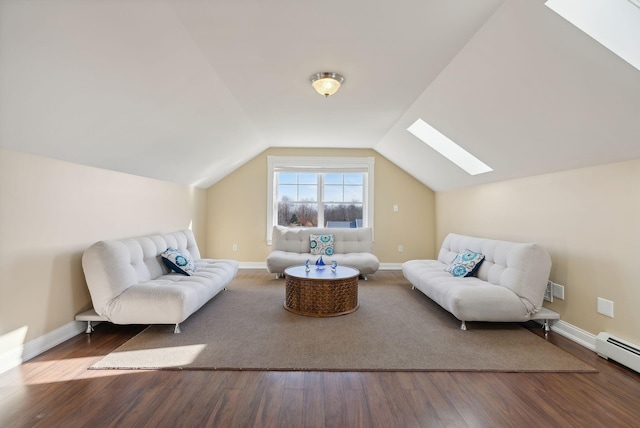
315,256,325,269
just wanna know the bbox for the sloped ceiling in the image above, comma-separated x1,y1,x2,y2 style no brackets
1,0,639,190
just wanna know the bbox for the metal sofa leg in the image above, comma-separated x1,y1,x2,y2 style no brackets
85,321,94,334
460,321,467,331
174,324,181,334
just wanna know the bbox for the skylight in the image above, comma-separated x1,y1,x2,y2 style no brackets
545,0,640,72
407,119,492,176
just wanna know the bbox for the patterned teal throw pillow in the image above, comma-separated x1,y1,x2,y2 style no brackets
310,234,334,256
445,249,485,278
161,247,196,276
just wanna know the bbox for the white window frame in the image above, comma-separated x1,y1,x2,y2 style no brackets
267,156,375,244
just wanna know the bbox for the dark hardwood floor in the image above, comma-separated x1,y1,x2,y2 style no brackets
2,280,639,427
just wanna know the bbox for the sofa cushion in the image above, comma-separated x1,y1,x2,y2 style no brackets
435,233,552,313
271,226,374,254
161,247,196,275
267,226,379,275
310,233,334,256
444,249,484,277
82,229,239,324
103,258,239,324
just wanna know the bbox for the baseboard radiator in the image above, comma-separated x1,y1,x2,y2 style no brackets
595,332,640,373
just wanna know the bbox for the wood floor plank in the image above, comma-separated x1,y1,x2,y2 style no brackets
377,371,421,428
179,371,235,426
230,371,270,427
483,372,574,426
284,371,306,389
322,372,349,427
411,373,470,427
252,371,286,428
303,372,325,428
359,372,399,428
394,371,418,390
428,372,500,427
404,388,443,428
277,388,304,428
344,388,373,428
341,371,364,390
205,387,244,427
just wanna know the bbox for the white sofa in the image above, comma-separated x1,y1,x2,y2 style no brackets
402,233,555,330
267,225,380,278
80,229,238,333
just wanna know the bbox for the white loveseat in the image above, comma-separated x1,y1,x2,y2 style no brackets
80,230,238,333
402,233,555,330
267,225,379,278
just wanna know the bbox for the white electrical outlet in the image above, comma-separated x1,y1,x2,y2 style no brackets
393,204,399,212
397,245,403,253
597,297,614,318
232,244,238,252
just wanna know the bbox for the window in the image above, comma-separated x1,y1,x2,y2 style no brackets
277,172,364,227
267,156,374,244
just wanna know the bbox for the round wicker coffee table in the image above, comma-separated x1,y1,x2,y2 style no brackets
283,265,360,317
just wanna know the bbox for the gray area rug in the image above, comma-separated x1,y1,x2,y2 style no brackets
91,270,596,372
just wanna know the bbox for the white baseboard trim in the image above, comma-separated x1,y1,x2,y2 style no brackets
0,320,86,375
238,262,267,269
532,318,597,351
379,263,402,270
549,319,597,352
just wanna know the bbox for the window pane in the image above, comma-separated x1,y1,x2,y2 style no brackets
277,202,318,227
298,184,317,201
324,203,363,226
324,173,343,185
278,185,298,202
324,185,344,202
344,173,363,185
344,186,363,202
277,201,294,226
298,173,317,184
278,172,297,185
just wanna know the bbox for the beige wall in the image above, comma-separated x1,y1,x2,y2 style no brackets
436,158,640,345
0,148,207,351
206,148,436,263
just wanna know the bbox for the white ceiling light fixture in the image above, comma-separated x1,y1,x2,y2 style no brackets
407,119,493,176
310,72,344,97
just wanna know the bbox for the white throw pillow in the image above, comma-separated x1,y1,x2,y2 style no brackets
161,247,196,276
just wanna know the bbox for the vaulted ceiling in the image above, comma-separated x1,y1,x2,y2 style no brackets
1,0,639,191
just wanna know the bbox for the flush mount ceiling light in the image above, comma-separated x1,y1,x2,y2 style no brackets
310,72,344,97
